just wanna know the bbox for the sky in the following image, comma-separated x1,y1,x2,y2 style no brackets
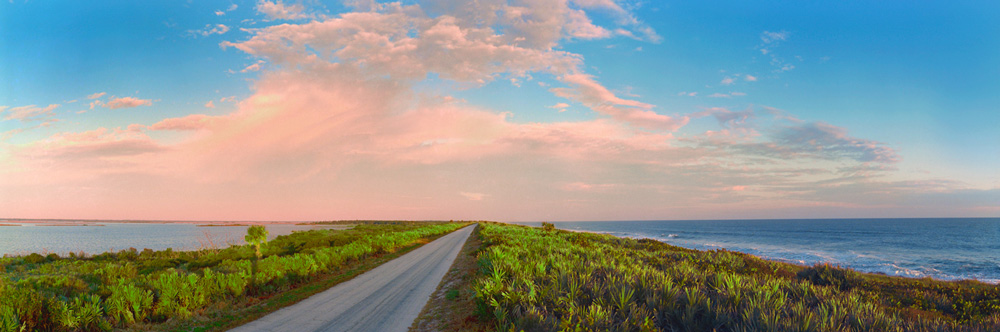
1,0,997,221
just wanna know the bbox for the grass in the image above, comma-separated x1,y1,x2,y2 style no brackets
0,221,470,331
471,222,1000,332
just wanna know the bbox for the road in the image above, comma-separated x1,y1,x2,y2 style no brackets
230,225,475,332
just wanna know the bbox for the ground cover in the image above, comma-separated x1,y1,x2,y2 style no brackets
472,222,1000,331
0,221,469,331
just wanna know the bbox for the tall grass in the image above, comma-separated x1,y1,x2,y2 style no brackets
0,221,469,331
472,223,1000,332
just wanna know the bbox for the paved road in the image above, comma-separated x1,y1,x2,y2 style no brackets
230,225,475,332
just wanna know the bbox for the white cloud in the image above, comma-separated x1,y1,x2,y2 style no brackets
189,24,229,37
215,10,225,16
720,77,735,85
744,75,757,82
761,30,788,44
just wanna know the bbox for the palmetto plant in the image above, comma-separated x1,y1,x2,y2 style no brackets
471,222,1000,332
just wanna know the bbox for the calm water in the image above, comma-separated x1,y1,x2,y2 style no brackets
0,222,330,256
516,218,1000,283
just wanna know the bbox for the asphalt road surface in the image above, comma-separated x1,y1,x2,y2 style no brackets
230,225,475,332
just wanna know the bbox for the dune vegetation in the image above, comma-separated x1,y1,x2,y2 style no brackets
471,222,1000,332
0,221,469,331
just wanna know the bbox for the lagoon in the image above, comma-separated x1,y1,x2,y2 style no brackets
0,221,329,256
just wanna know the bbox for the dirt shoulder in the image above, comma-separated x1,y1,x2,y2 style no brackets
409,224,490,332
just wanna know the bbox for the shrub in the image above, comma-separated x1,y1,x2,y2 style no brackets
24,253,46,264
797,263,862,291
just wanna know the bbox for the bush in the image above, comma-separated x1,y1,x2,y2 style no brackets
797,263,862,291
24,253,46,264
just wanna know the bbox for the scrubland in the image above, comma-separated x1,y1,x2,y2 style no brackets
470,222,1000,331
0,221,468,331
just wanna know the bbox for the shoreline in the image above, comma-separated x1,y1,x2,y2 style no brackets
562,227,1000,286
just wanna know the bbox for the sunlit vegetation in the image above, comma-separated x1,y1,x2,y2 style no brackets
0,221,468,331
472,222,1000,331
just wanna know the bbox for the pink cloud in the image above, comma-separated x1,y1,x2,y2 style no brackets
105,97,153,109
257,0,309,20
552,73,687,130
2,2,985,222
460,192,486,201
565,8,611,39
87,92,106,99
1,104,59,122
562,182,617,192
149,114,226,131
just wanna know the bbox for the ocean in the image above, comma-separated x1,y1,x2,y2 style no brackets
0,221,332,257
515,218,1000,284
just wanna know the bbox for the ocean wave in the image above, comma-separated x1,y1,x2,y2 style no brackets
643,236,997,284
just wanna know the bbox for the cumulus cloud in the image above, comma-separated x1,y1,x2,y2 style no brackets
204,101,215,108
223,3,679,130
3,1,982,221
257,0,310,20
105,97,153,109
571,0,660,42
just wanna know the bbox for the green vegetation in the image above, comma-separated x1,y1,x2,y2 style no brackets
472,222,1000,332
0,221,468,331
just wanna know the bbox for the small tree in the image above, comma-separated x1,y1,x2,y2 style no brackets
245,225,268,289
245,225,268,259
541,222,556,232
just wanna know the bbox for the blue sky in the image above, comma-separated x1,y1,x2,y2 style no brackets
1,1,997,220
